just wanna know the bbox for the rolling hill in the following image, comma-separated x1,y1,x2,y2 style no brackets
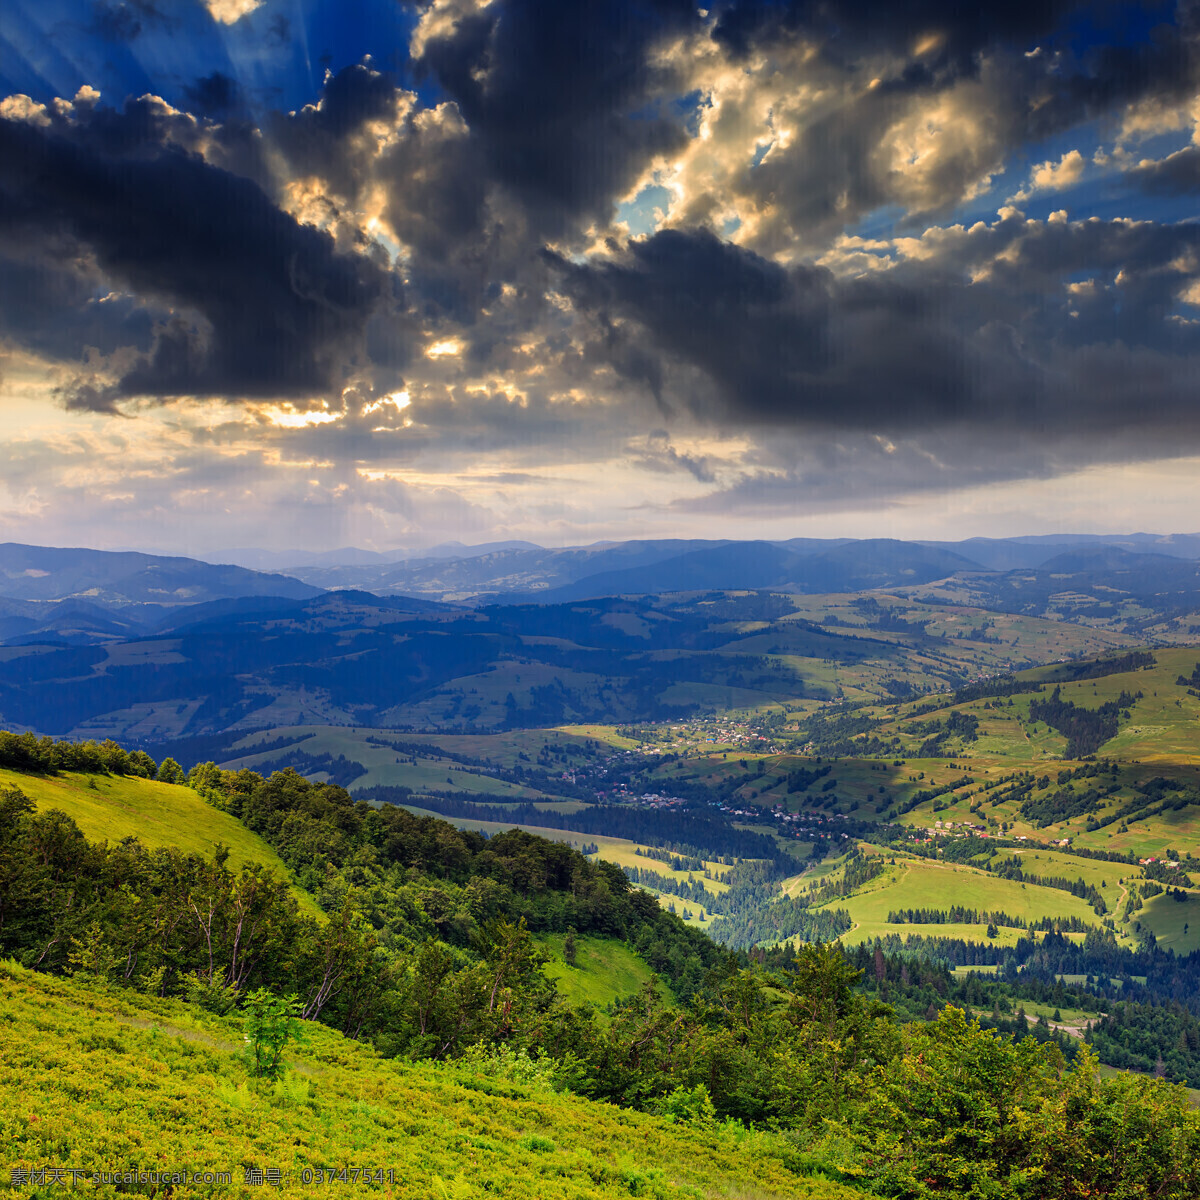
0,589,1138,740
0,543,323,647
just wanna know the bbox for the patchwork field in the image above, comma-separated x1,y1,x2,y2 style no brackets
820,853,1105,948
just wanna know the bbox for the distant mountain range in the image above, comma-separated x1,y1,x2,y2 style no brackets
0,543,322,645
0,588,1125,742
5,534,1200,739
265,533,1200,605
4,534,1200,649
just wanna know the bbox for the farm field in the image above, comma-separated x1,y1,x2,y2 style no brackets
1140,891,1200,955
805,852,1113,949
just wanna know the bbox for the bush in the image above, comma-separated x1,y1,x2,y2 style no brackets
656,1083,716,1127
242,988,305,1079
457,1043,561,1090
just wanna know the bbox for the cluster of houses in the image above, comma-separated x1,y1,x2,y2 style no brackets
705,800,854,840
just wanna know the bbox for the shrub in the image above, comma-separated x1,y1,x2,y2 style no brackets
242,988,305,1080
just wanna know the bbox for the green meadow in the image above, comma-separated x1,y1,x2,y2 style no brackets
0,961,854,1200
0,765,306,886
538,934,666,1011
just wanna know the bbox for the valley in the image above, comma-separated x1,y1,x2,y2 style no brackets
8,538,1200,1193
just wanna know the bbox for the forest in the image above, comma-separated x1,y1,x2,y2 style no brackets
7,739,1200,1196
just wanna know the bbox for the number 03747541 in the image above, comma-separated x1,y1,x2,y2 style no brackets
300,1168,397,1185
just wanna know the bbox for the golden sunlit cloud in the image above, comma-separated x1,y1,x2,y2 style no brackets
261,405,342,429
362,390,411,416
204,0,263,24
426,338,464,359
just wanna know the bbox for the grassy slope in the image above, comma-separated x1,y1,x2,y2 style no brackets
0,963,857,1200
828,853,1102,947
538,934,666,1011
0,767,322,919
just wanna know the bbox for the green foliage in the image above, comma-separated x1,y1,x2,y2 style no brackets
1,967,850,1200
457,1042,562,1089
214,1079,257,1111
272,1070,312,1105
183,976,240,1015
242,987,305,1079
656,1083,717,1127
8,738,1200,1198
67,921,118,982
156,756,186,784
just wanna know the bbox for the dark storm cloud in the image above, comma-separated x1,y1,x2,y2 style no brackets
0,247,156,365
693,0,1199,245
711,0,1192,93
551,230,836,413
712,0,1086,67
1127,145,1200,193
415,0,701,235
269,62,400,188
0,102,393,406
263,62,500,321
1,0,1198,470
552,219,1200,436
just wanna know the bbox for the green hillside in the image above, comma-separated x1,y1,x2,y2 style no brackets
5,743,1200,1195
0,962,848,1200
830,851,1106,948
0,766,320,918
539,934,666,1011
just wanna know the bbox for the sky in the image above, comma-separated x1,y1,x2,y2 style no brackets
2,0,1200,556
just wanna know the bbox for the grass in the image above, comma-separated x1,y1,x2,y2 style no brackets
997,849,1132,892
814,852,1106,948
0,767,323,919
537,935,667,1012
0,962,859,1200
1140,891,1200,955
555,725,643,750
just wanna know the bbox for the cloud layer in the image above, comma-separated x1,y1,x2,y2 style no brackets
1,0,1199,547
